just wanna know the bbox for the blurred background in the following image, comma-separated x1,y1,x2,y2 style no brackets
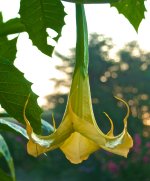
0,0,150,181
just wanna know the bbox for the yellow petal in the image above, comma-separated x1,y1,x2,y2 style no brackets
69,76,133,157
72,113,132,157
24,98,73,157
60,132,99,164
59,70,99,164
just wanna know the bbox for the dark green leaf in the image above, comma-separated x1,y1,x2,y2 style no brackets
0,12,18,63
61,0,119,3
19,0,66,57
0,134,15,181
0,58,42,133
0,18,25,37
111,0,146,31
0,167,13,181
0,12,3,24
0,38,17,63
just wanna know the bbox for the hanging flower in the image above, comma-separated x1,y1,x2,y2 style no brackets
24,66,133,164
60,68,133,163
23,4,133,164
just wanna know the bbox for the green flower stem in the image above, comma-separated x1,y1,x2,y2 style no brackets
75,4,89,77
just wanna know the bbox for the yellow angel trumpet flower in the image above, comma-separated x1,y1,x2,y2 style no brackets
60,69,133,163
23,4,133,164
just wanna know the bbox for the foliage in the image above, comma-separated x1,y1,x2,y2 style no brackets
0,13,42,134
0,58,42,133
111,0,146,31
0,37,17,63
19,0,66,56
0,134,15,181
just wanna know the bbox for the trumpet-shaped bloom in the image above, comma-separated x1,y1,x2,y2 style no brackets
23,4,133,164
24,68,133,164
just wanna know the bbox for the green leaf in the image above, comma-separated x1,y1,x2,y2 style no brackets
0,118,28,139
0,12,18,63
0,167,13,181
0,18,25,37
0,118,54,138
0,12,3,25
0,134,15,181
19,0,66,57
0,58,42,133
0,38,17,63
111,0,146,31
61,0,119,3
0,13,41,133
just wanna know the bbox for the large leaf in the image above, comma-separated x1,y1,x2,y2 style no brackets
111,0,146,31
19,0,66,57
0,58,42,133
0,134,15,181
0,37,17,63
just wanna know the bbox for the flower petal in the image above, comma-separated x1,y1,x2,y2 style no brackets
24,98,73,157
60,132,99,164
69,86,133,157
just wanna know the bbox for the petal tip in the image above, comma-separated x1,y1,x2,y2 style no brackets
65,155,89,164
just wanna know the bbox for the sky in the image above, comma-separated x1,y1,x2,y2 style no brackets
0,0,150,106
